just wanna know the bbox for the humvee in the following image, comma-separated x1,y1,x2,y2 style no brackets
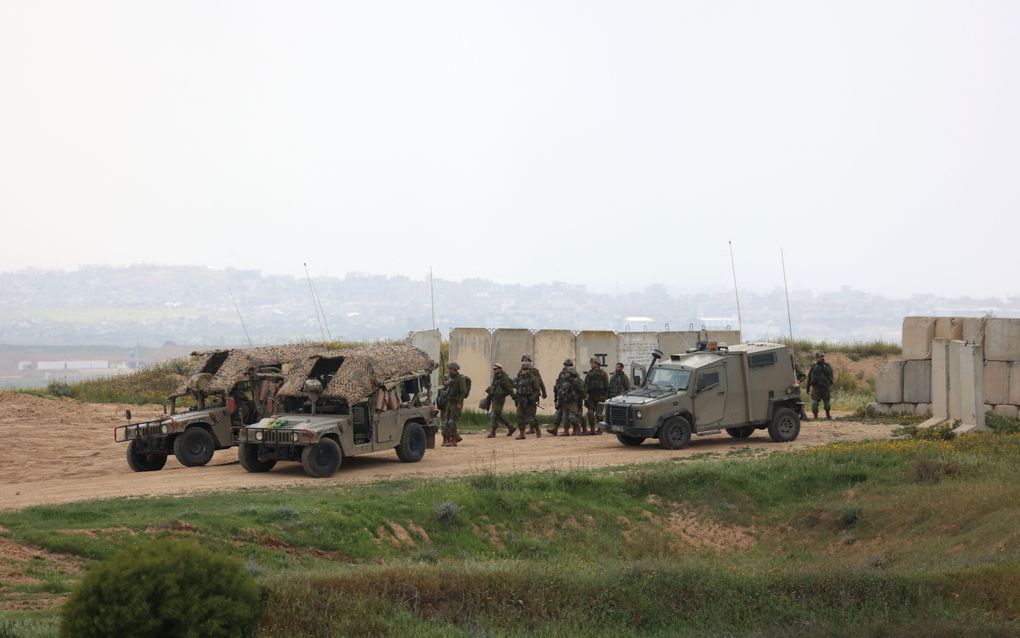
114,348,292,472
236,345,438,478
600,341,803,448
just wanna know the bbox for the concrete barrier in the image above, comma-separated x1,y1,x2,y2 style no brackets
993,404,1019,419
962,317,986,347
875,360,905,404
984,318,1020,361
707,330,742,347
576,331,620,373
902,317,936,359
983,361,1010,405
491,329,534,375
619,332,659,387
892,403,914,415
903,360,932,404
534,330,575,414
914,403,931,417
1011,362,1020,406
448,328,491,406
931,339,951,420
935,317,964,341
409,329,442,391
954,341,985,430
656,331,698,357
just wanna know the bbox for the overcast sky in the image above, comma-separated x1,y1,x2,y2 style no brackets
1,1,1017,298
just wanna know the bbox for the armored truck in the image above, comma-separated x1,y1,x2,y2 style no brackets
600,341,803,449
236,345,438,478
115,346,308,472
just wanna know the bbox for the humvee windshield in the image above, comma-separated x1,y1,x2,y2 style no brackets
646,367,691,390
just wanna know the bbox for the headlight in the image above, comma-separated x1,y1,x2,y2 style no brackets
255,431,263,441
635,410,643,420
161,423,169,434
291,432,299,442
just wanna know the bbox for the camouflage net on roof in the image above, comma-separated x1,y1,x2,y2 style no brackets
171,344,331,397
277,344,434,404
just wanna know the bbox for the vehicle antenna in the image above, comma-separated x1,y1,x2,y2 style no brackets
308,265,333,341
304,262,327,341
781,246,794,340
429,267,437,330
728,241,743,334
227,285,253,346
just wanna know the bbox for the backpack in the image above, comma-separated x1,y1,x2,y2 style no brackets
463,375,472,398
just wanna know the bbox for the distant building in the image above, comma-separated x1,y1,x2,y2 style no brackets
37,360,110,371
17,361,32,371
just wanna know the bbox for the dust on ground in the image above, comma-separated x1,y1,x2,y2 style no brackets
0,391,898,512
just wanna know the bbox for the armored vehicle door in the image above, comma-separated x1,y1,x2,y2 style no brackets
692,366,727,429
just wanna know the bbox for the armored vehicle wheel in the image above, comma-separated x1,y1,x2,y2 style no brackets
658,417,692,450
395,422,427,463
126,440,167,472
616,434,646,447
726,426,755,439
238,443,276,473
768,407,801,443
173,427,215,467
301,438,342,478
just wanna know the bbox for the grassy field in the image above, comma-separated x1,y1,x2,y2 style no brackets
1,429,1019,637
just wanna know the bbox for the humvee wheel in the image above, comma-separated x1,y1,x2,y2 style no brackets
173,427,215,467
658,417,692,450
238,443,276,473
726,426,755,439
301,438,342,478
768,407,801,443
395,422,426,463
616,434,646,447
126,440,167,472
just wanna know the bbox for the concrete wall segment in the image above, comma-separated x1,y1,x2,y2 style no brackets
875,360,905,404
984,318,1020,361
409,329,442,391
448,328,491,405
902,317,936,360
491,329,535,375
533,330,576,414
983,361,1010,405
902,360,932,404
1010,362,1020,405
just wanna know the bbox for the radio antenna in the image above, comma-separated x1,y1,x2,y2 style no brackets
429,267,437,330
304,262,328,341
227,285,253,346
728,241,743,334
781,246,794,340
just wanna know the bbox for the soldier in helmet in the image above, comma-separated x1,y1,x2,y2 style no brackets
513,363,543,439
548,359,585,436
608,362,631,398
485,363,516,438
583,358,609,435
806,351,835,420
439,362,469,446
519,354,547,435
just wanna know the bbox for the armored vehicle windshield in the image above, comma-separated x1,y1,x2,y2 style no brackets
645,367,691,390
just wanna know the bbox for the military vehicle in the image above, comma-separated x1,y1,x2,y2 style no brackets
114,346,307,472
600,341,803,448
236,344,438,478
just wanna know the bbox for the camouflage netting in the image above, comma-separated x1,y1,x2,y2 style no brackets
277,344,434,404
171,344,333,397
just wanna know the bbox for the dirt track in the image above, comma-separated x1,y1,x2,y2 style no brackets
0,392,898,511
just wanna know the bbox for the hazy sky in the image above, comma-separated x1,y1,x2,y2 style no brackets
2,1,1018,297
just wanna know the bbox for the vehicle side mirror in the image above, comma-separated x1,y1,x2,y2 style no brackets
162,402,168,415
124,409,132,421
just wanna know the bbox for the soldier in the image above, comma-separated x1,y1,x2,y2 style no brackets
439,362,469,446
608,362,630,398
520,354,548,403
548,359,585,436
484,363,516,438
513,363,542,439
806,351,835,420
583,358,609,435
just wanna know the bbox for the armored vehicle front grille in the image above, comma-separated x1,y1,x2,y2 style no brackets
137,423,165,438
606,405,630,426
261,430,297,445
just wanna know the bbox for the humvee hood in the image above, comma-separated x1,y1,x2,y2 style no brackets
251,414,339,430
621,386,677,401
277,344,434,404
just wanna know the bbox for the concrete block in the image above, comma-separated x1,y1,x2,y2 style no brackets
892,403,914,415
983,361,1010,405
984,318,1020,361
902,317,936,359
903,360,932,403
984,404,994,415
657,331,699,357
962,317,986,347
875,360,905,404
534,330,575,414
948,341,962,420
935,317,964,341
619,332,659,388
868,402,891,416
491,329,534,375
410,329,442,391
1011,362,1020,405
956,341,985,429
914,403,931,417
576,331,620,377
706,330,742,347
993,404,1019,420
931,340,951,420
448,328,491,403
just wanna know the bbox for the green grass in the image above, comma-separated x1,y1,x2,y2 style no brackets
18,359,193,404
1,434,1019,636
780,338,902,358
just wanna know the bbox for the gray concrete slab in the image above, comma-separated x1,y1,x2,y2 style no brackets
892,403,915,415
902,316,936,360
962,317,987,347
448,328,491,406
491,329,534,375
984,318,1020,361
935,317,964,341
619,332,659,387
410,329,442,391
914,403,931,417
931,339,951,420
1011,362,1020,405
576,330,620,374
983,361,1010,406
534,330,575,414
656,331,699,358
993,404,1019,420
955,341,986,430
903,359,932,403
875,360,905,404
948,341,962,420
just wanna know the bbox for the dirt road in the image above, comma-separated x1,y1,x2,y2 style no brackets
0,392,898,511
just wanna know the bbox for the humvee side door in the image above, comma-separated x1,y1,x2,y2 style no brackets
692,366,727,429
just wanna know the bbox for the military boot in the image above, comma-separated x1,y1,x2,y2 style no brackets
516,429,526,440
547,424,558,436
487,428,497,438
826,410,833,421
441,436,450,447
506,425,516,436
572,423,582,436
812,411,818,420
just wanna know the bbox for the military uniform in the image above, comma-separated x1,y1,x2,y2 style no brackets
608,367,631,398
549,361,585,436
519,355,547,402
485,366,516,437
583,361,609,434
440,364,469,446
807,353,835,420
513,369,542,439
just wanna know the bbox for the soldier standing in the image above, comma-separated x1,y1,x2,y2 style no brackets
440,362,469,446
485,363,516,438
806,351,835,420
608,362,631,398
520,354,548,403
548,359,585,436
583,358,609,435
513,364,542,439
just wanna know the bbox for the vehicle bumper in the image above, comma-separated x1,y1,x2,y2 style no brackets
600,423,658,438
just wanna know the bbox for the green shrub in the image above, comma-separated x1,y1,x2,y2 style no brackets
60,539,261,638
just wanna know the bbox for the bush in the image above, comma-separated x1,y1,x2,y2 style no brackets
60,539,261,638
